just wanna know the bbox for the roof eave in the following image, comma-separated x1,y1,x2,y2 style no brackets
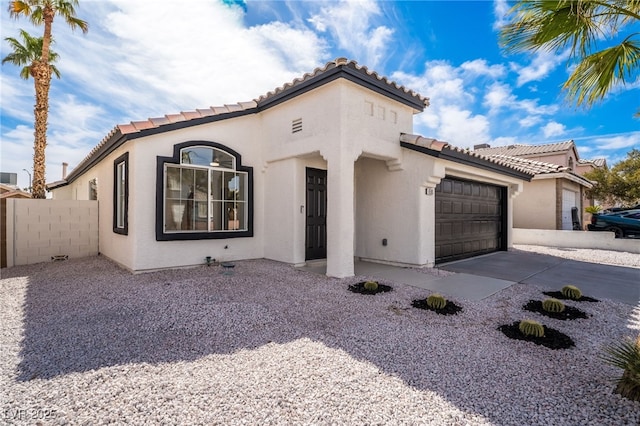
401,142,534,181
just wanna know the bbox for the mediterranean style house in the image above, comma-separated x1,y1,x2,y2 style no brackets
473,141,605,230
49,58,536,276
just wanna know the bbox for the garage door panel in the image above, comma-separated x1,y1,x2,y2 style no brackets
435,177,506,264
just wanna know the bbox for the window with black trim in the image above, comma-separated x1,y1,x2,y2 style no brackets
156,141,253,241
113,153,129,234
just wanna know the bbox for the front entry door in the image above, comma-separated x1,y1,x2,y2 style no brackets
305,168,327,260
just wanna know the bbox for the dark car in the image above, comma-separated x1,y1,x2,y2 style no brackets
588,209,640,238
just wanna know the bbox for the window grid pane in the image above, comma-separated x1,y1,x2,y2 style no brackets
116,162,125,228
165,151,248,233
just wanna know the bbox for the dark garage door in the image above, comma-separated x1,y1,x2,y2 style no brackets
435,177,506,264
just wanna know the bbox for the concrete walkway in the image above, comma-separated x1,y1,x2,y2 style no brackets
298,251,639,304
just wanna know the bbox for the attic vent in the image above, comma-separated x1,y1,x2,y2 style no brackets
292,118,303,134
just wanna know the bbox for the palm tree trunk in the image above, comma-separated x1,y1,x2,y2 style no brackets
31,60,52,199
41,5,54,62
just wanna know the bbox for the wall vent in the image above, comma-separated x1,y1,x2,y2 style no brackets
292,118,303,134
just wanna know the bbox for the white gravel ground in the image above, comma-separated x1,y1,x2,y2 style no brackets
1,250,639,425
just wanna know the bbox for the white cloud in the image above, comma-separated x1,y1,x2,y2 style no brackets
460,59,505,79
591,133,640,150
483,82,516,113
518,116,542,128
492,0,510,30
438,106,491,147
308,0,393,69
542,121,566,138
511,50,569,86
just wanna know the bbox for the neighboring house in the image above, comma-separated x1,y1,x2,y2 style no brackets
0,183,31,199
48,58,534,277
473,141,603,230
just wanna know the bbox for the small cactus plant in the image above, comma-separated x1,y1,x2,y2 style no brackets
363,280,379,291
519,319,545,338
542,298,566,313
426,293,447,310
562,285,582,300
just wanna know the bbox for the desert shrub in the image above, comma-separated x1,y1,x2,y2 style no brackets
561,285,582,300
426,293,447,310
519,319,545,338
601,335,640,402
542,298,566,313
363,281,379,291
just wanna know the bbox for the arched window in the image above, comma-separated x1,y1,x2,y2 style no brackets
156,141,253,241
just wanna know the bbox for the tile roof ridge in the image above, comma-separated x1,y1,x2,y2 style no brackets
254,57,429,107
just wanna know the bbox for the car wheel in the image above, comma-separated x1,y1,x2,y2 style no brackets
606,226,624,238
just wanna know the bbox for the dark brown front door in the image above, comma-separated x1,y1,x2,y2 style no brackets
435,177,506,264
305,168,327,260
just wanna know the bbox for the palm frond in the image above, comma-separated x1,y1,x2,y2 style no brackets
564,37,640,105
2,28,62,80
500,0,604,58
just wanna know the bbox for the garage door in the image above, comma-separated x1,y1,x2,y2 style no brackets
435,177,506,264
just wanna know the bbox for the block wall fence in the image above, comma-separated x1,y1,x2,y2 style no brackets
1,199,98,268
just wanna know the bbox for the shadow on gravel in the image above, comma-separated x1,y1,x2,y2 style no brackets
15,257,305,381
9,255,637,425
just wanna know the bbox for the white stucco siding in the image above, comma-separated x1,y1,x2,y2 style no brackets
261,80,415,166
355,157,426,265
125,114,265,271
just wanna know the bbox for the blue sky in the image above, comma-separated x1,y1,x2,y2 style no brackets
1,0,638,190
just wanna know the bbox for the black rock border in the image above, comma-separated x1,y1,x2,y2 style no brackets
411,299,463,315
348,282,393,295
523,300,590,320
542,291,599,302
498,322,575,350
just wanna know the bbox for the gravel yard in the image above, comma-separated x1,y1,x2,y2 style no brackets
1,249,639,425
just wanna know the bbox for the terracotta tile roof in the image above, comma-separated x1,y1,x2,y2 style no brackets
443,145,555,176
486,155,568,174
578,158,607,167
59,58,430,187
400,134,535,179
473,141,575,157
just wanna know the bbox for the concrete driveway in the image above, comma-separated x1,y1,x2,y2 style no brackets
440,250,640,305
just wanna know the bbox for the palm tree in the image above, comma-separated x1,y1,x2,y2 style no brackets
3,29,61,80
8,0,88,198
499,0,640,115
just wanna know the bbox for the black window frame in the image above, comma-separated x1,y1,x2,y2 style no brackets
156,141,253,241
113,152,129,235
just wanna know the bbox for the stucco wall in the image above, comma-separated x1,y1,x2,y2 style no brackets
128,115,265,272
513,179,556,229
264,156,327,265
5,199,98,267
355,157,424,265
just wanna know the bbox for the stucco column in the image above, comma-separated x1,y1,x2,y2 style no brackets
326,153,356,278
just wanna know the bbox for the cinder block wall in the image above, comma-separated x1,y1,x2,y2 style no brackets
5,199,98,267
